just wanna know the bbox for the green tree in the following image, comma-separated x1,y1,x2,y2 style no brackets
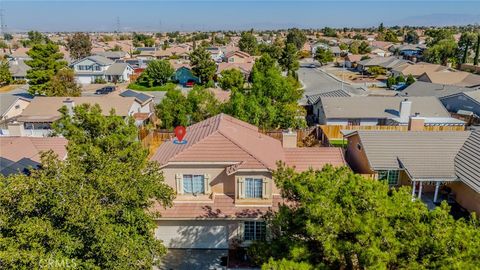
406,74,415,85
66,32,92,60
279,43,299,76
46,68,82,97
424,39,458,66
314,47,334,66
358,41,371,54
384,30,399,43
349,41,360,54
425,29,454,46
189,46,217,85
239,31,258,55
405,30,420,44
386,76,396,88
286,28,307,50
0,105,174,269
322,27,337,38
155,86,219,129
25,43,67,95
396,74,405,84
378,22,385,33
137,59,174,87
368,66,387,77
27,30,44,45
3,33,13,41
218,68,245,90
249,165,480,269
474,34,480,66
0,58,12,86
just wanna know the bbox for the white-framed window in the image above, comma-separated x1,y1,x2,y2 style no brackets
244,221,266,241
183,174,205,194
378,170,399,186
245,178,263,198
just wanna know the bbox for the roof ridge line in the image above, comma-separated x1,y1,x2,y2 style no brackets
217,129,274,170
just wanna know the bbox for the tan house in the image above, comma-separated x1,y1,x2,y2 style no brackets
0,96,31,124
150,114,346,249
224,51,253,64
418,71,480,88
391,62,450,78
344,130,480,215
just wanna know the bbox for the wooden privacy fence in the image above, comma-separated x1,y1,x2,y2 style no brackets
319,124,466,140
139,126,319,155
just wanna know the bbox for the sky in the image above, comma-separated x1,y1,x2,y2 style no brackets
2,1,480,32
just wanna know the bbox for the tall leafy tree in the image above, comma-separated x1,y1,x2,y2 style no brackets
239,31,258,55
26,43,68,95
46,68,82,97
404,30,420,44
424,39,458,66
137,59,174,87
218,68,245,90
0,58,12,86
457,32,477,64
27,30,44,45
66,32,92,60
279,43,299,76
189,46,216,85
0,105,175,269
314,47,334,66
286,28,307,50
249,165,480,269
474,34,480,66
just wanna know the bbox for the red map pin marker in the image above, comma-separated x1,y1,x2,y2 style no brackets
174,126,186,142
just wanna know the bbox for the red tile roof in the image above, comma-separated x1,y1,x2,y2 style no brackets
151,114,346,171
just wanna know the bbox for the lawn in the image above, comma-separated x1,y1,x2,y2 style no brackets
329,139,347,147
127,82,177,92
0,85,19,93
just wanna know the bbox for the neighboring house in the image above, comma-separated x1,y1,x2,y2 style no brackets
8,47,30,60
13,96,151,137
8,59,30,81
224,51,253,64
150,114,346,249
174,66,200,86
71,55,133,84
357,56,411,72
370,47,390,57
155,45,191,60
217,62,254,78
0,95,31,125
0,136,67,176
399,81,478,97
344,54,362,68
314,96,464,126
94,51,130,61
344,130,480,215
417,71,480,88
104,63,134,83
305,90,351,123
440,90,480,118
391,62,450,78
206,47,224,62
311,42,329,55
330,46,343,57
119,89,155,125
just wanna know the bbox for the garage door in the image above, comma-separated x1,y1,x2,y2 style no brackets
156,220,229,249
76,75,92,84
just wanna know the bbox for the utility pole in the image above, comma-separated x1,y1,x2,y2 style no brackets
116,16,121,33
0,7,6,36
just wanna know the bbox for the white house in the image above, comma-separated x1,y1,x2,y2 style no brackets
71,55,134,84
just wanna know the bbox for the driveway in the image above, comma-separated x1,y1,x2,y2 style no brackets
156,249,227,270
297,64,365,105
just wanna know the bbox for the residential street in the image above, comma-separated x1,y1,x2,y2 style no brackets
297,63,365,104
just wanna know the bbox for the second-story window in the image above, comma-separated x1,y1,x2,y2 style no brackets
245,178,263,198
183,174,205,194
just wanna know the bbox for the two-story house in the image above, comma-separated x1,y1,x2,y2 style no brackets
71,55,134,84
150,114,346,249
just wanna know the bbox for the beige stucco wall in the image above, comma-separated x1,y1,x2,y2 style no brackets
450,182,480,216
2,99,30,120
162,165,279,202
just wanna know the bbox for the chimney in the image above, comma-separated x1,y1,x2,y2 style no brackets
7,121,25,136
399,99,412,123
408,114,424,131
282,128,297,148
63,98,75,116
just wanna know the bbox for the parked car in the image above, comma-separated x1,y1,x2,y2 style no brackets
95,86,116,95
185,80,195,88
